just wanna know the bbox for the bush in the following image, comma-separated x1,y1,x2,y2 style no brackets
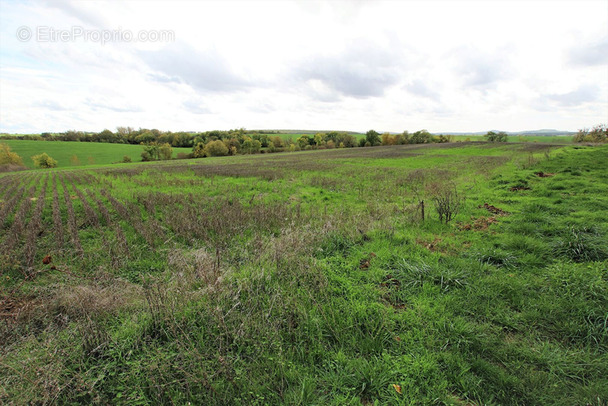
31,152,58,168
484,131,508,142
430,184,465,224
159,143,173,160
0,143,24,166
141,143,159,161
204,140,229,157
573,124,607,143
122,155,132,163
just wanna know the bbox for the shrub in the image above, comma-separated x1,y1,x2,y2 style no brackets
0,143,24,166
159,143,173,160
122,155,132,163
141,143,160,161
192,142,206,158
70,155,81,166
484,131,508,142
573,124,607,143
204,140,229,157
430,183,465,224
242,138,262,154
365,130,381,146
31,152,58,168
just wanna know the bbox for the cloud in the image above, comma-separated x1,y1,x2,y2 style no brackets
84,98,142,113
182,98,211,114
452,47,513,89
47,0,108,27
405,80,440,100
569,38,608,66
140,41,251,93
545,84,599,107
32,99,69,111
295,41,406,99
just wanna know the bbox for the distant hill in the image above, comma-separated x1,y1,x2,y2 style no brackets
435,129,576,136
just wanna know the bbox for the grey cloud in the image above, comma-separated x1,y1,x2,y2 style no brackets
33,100,69,111
452,47,513,89
569,38,608,66
147,73,182,84
405,80,440,100
84,98,142,113
182,99,211,115
295,42,406,99
141,42,251,93
545,84,599,107
47,0,107,27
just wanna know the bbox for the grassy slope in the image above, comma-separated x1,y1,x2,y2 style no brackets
451,135,574,143
1,139,192,169
0,143,606,405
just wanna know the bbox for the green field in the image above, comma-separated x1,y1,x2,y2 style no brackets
1,142,606,404
450,135,574,144
1,139,192,169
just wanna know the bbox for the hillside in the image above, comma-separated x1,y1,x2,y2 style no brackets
1,142,606,404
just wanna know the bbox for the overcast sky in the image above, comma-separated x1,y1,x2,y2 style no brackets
0,0,606,134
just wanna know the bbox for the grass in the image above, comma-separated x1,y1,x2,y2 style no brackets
451,135,574,143
1,139,192,169
0,142,606,405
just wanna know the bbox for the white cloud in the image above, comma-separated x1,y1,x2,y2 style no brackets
0,0,606,133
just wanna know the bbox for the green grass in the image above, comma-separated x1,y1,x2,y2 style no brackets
1,139,192,169
0,142,606,405
451,134,573,143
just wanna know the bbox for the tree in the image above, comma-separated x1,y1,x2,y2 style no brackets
366,130,381,146
32,153,58,168
242,138,262,154
484,131,508,142
0,143,24,166
410,130,433,144
159,143,173,160
574,124,607,143
204,140,229,157
141,143,160,161
339,134,357,148
192,142,206,158
381,132,395,145
296,136,310,149
223,138,241,155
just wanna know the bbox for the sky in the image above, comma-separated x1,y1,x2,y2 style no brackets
0,0,607,134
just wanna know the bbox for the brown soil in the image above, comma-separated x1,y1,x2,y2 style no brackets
458,216,499,231
478,203,508,215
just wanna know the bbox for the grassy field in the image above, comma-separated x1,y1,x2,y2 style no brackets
1,139,193,169
450,135,574,144
1,142,606,404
